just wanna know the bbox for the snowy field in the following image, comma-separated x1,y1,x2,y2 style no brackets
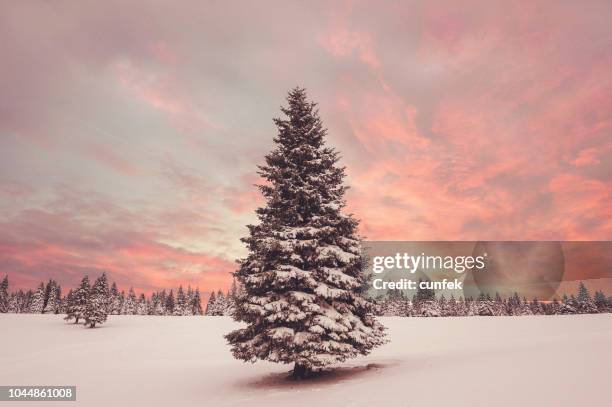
1,314,610,407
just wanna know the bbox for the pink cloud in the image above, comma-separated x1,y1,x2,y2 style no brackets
571,148,602,167
112,60,213,134
83,141,141,176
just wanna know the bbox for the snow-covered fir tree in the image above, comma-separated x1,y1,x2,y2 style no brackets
215,291,231,315
137,294,148,315
7,292,18,313
576,281,597,314
593,290,608,312
118,291,126,313
63,289,74,314
559,296,578,314
473,296,497,316
186,286,194,314
417,298,442,317
191,288,203,315
380,297,411,317
226,88,386,379
205,290,228,316
13,289,33,313
0,275,8,313
413,279,439,316
205,291,216,315
446,295,458,317
65,276,90,323
151,292,165,315
109,282,122,315
43,279,61,314
416,279,436,302
122,287,137,315
175,286,187,316
530,298,544,315
165,289,175,315
84,273,109,328
29,282,45,313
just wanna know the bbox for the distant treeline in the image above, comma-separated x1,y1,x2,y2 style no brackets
1,274,609,319
377,281,612,317
0,274,238,317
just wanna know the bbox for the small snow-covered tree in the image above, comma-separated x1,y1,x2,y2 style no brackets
226,88,386,379
165,289,175,315
109,282,122,315
417,299,441,317
175,286,187,316
0,275,8,313
506,292,521,315
84,273,109,328
29,282,45,313
154,291,167,315
65,276,90,323
215,291,228,315
7,292,19,313
576,281,597,314
186,286,194,314
192,288,203,315
63,289,74,314
122,288,137,315
22,290,34,313
594,290,608,312
205,291,216,315
43,279,61,314
137,294,148,315
205,290,228,316
415,278,436,303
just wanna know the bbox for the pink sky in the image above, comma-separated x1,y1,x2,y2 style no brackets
1,1,611,294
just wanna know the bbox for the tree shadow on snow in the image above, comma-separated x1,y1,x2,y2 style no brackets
239,361,398,390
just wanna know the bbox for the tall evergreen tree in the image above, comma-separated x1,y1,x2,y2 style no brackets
65,276,90,323
226,88,386,379
85,273,109,328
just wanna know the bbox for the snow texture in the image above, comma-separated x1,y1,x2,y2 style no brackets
0,314,609,406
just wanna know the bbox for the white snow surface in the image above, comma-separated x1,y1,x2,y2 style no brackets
1,314,610,406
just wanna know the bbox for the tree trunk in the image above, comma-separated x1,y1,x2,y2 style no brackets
90,322,96,328
74,317,79,324
291,363,311,380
